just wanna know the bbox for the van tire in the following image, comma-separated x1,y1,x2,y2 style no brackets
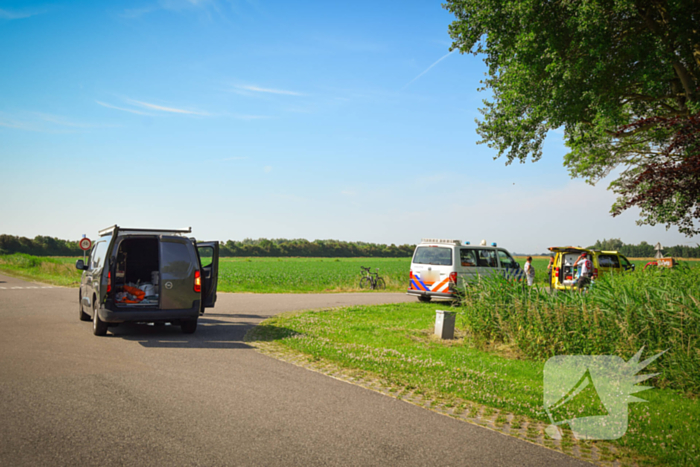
181,319,197,334
418,295,431,303
93,299,108,336
79,291,90,321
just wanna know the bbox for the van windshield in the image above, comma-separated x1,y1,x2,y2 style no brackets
413,247,452,266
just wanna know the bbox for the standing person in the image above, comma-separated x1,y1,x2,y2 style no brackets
524,256,535,287
573,252,593,290
547,255,555,288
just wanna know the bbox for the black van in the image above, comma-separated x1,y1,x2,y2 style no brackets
76,225,219,336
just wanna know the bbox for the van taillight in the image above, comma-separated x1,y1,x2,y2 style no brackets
409,270,413,279
107,271,111,293
593,268,598,279
449,272,458,283
194,270,201,293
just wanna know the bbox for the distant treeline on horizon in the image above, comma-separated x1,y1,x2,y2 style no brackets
1,234,699,258
0,235,416,258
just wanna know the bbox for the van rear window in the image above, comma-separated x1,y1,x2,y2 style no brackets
413,247,452,266
161,242,193,280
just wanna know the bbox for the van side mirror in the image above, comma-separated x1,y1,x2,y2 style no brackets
75,259,87,270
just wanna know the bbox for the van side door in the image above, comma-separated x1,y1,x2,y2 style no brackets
475,248,498,278
86,236,114,310
458,248,478,284
597,254,620,276
196,241,220,308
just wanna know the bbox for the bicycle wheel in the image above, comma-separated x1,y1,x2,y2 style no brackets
375,278,386,290
359,277,372,289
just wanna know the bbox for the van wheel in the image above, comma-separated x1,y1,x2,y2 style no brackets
79,291,90,321
418,295,431,303
181,319,197,334
93,299,108,336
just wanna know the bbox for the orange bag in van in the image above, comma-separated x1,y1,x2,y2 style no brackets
123,285,146,301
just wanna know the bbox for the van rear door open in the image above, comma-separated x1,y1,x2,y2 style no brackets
196,241,219,308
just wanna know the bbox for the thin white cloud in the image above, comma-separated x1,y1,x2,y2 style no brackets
0,118,36,131
35,113,98,128
0,111,115,132
0,8,47,20
235,85,303,96
401,50,457,90
263,165,273,173
126,99,209,116
341,190,356,196
120,0,220,19
95,101,154,116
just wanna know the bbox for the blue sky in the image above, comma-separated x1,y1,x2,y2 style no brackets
1,0,697,253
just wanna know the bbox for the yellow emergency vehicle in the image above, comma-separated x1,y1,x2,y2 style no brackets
548,246,635,290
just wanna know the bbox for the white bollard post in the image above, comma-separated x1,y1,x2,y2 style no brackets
435,310,456,339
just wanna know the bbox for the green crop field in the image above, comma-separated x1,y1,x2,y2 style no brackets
218,257,410,293
1,253,696,293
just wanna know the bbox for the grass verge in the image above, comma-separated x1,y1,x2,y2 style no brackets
245,302,699,466
0,254,82,287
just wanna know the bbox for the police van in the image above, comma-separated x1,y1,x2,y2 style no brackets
407,239,521,302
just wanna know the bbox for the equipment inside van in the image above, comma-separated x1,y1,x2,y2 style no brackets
76,225,219,336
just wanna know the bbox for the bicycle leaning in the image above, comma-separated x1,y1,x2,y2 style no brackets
359,266,386,290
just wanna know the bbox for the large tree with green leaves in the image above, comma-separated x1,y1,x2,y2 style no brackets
444,0,700,235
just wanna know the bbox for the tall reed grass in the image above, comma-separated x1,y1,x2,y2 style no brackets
457,266,700,393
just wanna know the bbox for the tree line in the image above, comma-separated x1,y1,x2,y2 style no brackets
0,235,416,258
3,234,698,258
0,235,83,257
219,238,415,257
590,239,700,258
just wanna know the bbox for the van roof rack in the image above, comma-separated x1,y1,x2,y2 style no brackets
420,238,461,245
98,225,192,237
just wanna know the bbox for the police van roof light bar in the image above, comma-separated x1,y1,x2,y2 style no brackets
421,238,461,245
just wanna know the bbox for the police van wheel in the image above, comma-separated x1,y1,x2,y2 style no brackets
93,300,108,336
181,319,198,334
79,291,90,321
418,295,431,303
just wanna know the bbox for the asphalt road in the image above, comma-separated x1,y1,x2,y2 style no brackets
0,273,589,466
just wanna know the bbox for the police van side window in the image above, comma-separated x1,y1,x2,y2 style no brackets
476,249,497,267
460,249,477,267
413,247,452,266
